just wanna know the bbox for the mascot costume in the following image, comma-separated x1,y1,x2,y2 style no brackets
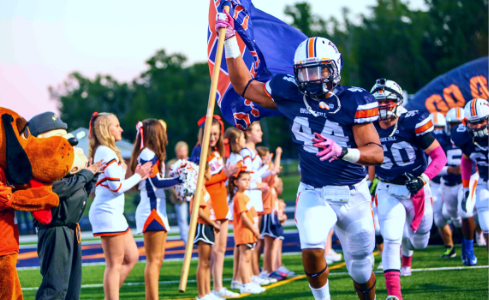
0,108,74,300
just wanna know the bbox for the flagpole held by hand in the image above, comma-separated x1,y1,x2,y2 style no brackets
178,4,231,293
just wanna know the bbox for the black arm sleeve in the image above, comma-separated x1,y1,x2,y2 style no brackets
415,132,436,150
52,169,94,199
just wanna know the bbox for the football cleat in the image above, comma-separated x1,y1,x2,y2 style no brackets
440,247,456,258
386,296,400,300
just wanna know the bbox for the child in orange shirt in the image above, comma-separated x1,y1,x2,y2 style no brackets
229,169,264,294
191,164,221,300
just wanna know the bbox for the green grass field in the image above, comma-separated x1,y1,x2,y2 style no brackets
18,245,488,299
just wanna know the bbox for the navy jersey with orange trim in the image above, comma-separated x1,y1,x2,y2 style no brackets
451,124,489,181
374,110,434,181
265,74,379,187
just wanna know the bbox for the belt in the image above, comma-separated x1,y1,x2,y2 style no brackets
37,223,82,243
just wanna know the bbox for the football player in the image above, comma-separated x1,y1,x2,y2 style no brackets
369,78,447,300
430,111,462,258
451,98,489,265
217,12,384,300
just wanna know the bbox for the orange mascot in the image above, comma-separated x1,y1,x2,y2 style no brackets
0,108,74,300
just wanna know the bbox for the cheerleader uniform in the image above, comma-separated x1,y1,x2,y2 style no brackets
191,189,216,245
89,146,141,237
233,191,258,249
225,152,244,221
190,145,229,221
240,147,270,214
135,148,181,234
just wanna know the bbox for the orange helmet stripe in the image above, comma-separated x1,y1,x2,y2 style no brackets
472,99,476,116
308,38,315,58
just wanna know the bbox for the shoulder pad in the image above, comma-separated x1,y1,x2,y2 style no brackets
402,110,434,136
343,86,379,124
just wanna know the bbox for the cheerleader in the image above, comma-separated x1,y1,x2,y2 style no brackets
190,115,239,298
129,119,182,300
88,112,152,300
223,127,246,290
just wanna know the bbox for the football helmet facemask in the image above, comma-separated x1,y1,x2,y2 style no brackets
370,78,404,120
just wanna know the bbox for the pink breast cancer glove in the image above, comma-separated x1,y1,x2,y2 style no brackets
313,132,343,162
215,11,236,40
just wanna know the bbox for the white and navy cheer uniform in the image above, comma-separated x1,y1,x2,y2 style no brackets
89,146,141,236
265,74,378,284
452,124,489,233
135,148,181,234
373,110,434,273
225,152,244,221
240,147,270,213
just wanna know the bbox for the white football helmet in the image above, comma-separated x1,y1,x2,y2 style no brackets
445,107,464,136
431,112,446,130
293,37,342,98
464,98,489,138
370,78,404,120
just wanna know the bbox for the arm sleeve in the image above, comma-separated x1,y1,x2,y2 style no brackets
423,146,447,180
252,164,270,180
104,161,141,194
52,169,94,198
205,170,227,186
461,155,473,188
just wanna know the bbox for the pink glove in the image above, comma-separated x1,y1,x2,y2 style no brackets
313,133,343,162
215,11,235,40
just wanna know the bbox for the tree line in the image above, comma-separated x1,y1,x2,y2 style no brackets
51,0,488,158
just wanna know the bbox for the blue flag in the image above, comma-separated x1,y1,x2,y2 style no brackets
406,57,488,114
208,0,307,130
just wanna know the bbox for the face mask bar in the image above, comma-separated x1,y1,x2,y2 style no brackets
467,117,489,138
294,60,340,98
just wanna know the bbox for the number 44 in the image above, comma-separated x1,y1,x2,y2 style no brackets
291,116,350,153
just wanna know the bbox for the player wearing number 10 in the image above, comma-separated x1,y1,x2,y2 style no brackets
217,11,384,300
369,79,447,300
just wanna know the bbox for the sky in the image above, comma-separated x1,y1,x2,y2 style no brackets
0,0,427,119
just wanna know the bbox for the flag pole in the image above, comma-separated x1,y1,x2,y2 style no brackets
178,4,231,293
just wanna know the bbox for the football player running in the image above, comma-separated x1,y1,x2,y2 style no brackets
369,79,446,300
451,98,489,263
217,11,384,300
430,111,464,259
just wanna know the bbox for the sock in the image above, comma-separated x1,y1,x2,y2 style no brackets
401,255,412,267
384,271,402,300
463,239,474,252
309,281,330,300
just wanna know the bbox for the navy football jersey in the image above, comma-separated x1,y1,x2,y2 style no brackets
451,124,489,181
265,74,379,187
432,130,462,186
374,110,434,182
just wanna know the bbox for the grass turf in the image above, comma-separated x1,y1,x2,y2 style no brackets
18,245,488,299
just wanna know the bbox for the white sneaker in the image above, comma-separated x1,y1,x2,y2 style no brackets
277,265,295,277
253,283,266,292
327,249,342,262
259,271,277,283
476,231,487,247
209,291,225,300
252,275,270,285
400,266,411,277
325,255,334,265
196,294,214,300
214,288,240,297
240,283,265,294
377,261,383,270
230,280,242,290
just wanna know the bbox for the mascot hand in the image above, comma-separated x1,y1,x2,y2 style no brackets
11,185,59,211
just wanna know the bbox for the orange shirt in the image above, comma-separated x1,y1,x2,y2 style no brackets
0,168,17,256
233,192,258,245
261,175,277,215
205,151,228,220
190,189,215,225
